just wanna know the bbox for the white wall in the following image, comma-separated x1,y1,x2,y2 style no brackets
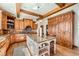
40,4,79,47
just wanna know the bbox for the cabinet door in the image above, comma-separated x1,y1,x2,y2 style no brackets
51,25,54,35
24,20,27,29
15,20,20,30
64,31,72,48
64,20,73,48
19,20,24,30
24,20,29,29
58,22,65,45
48,25,52,35
33,23,37,29
52,25,54,35
2,14,7,29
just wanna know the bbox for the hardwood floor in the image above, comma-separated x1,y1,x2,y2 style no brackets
56,45,79,56
6,41,79,56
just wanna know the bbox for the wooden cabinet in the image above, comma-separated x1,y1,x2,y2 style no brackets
15,19,37,31
32,22,37,30
7,19,15,29
48,11,74,48
0,10,16,34
15,19,24,32
15,19,20,30
24,19,33,29
2,12,15,30
19,20,24,30
0,10,15,34
24,19,37,29
2,14,7,30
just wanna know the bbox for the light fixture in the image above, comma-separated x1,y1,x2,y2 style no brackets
33,6,38,10
33,4,40,10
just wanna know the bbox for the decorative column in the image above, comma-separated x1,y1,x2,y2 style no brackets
43,24,46,37
39,27,42,37
37,22,40,36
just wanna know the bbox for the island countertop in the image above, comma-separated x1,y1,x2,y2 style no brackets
26,34,56,43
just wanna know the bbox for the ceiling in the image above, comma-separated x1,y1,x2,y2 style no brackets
0,3,75,21
0,3,58,21
0,3,16,16
21,3,57,15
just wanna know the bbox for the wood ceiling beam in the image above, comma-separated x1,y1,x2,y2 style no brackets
38,3,76,20
56,3,66,7
20,9,43,18
16,3,21,18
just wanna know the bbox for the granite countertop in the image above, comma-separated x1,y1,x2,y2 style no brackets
14,33,26,36
0,33,26,42
0,35,9,43
27,34,56,43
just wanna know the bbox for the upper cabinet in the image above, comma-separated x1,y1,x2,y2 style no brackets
0,10,15,34
24,19,32,29
15,19,37,31
2,11,15,30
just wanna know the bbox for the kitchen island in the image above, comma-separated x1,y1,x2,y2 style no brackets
26,34,56,56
